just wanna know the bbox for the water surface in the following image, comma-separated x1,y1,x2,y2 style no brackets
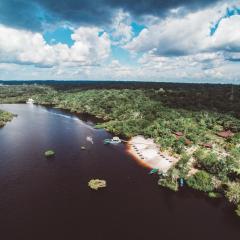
0,104,239,240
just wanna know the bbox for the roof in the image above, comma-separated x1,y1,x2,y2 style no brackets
201,143,213,149
185,139,192,145
174,131,184,137
217,130,234,139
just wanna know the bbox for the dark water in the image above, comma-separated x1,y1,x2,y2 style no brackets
0,104,239,240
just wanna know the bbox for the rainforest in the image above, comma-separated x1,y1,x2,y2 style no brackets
1,82,240,217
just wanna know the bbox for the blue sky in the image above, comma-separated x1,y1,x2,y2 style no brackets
43,27,75,46
0,0,240,83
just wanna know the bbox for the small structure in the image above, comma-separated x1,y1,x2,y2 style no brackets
201,143,213,149
26,98,34,104
217,130,234,139
88,179,106,190
174,131,184,138
185,139,192,146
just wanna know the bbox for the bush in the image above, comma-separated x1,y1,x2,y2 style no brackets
193,149,206,162
195,151,225,175
235,204,240,217
225,182,240,205
186,170,215,192
175,153,191,177
172,138,185,154
208,192,222,198
230,147,240,160
158,178,178,192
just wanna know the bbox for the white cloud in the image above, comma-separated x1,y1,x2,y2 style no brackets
71,27,111,63
0,25,111,67
125,8,214,55
125,1,240,56
209,15,240,52
1,1,240,83
110,10,134,45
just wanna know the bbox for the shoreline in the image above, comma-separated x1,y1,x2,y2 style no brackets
127,135,178,173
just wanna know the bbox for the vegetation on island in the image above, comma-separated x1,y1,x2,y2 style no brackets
88,179,107,190
0,83,240,215
44,150,55,157
0,110,14,127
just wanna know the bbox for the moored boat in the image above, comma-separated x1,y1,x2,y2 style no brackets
104,136,121,144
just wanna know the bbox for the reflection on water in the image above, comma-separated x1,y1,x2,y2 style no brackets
0,104,239,240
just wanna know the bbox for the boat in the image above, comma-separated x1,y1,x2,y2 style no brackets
149,168,159,174
104,136,121,144
86,136,93,144
26,98,34,104
179,178,184,187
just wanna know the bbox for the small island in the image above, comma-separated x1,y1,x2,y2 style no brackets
44,150,55,158
88,179,107,190
0,110,14,128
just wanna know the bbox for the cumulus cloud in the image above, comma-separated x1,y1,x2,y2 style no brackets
0,25,111,67
125,2,240,56
1,0,240,83
110,10,134,45
0,0,221,31
209,15,240,52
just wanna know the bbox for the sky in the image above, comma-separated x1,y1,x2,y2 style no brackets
0,0,240,83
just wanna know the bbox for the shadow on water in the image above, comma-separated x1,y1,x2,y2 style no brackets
0,104,239,240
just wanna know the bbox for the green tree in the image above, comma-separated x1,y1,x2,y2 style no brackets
225,182,240,205
187,170,215,192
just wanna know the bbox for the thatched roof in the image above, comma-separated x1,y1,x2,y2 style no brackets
217,130,234,139
201,143,213,149
174,131,184,137
185,139,192,146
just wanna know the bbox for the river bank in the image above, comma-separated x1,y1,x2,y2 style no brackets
127,135,178,172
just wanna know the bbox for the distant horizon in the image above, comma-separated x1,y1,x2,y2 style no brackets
1,79,239,85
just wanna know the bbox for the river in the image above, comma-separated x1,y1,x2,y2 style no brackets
0,104,239,240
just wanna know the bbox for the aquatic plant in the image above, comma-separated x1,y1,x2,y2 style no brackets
44,150,55,157
88,179,106,190
208,192,222,198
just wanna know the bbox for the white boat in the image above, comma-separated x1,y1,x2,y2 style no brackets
86,136,94,144
104,136,121,144
26,98,34,104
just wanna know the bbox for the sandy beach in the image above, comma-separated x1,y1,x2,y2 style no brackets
127,135,178,173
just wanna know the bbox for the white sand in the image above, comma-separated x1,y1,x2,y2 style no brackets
128,135,178,173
